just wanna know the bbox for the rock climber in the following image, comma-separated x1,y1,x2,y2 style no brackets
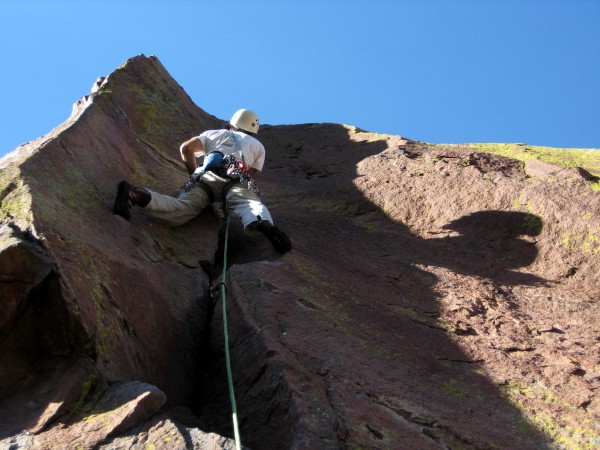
112,109,292,254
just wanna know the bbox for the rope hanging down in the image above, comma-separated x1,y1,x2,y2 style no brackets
218,212,242,450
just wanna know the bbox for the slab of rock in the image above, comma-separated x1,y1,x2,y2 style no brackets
0,55,222,407
525,158,596,185
13,381,166,450
1,55,598,449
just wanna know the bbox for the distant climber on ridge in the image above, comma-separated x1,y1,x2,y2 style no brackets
112,108,292,254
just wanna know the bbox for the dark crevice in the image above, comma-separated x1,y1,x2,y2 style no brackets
408,318,448,332
436,358,485,364
191,226,246,434
499,347,536,353
188,226,307,449
0,269,92,439
323,379,347,444
366,423,384,439
0,271,89,381
368,395,477,449
580,399,591,410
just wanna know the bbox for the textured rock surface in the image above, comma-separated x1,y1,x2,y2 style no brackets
197,126,599,448
30,381,167,449
0,55,230,448
1,55,599,449
0,55,222,406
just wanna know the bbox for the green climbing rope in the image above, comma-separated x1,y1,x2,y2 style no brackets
220,213,242,450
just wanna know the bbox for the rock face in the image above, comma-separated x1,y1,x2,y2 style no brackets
1,55,599,449
0,55,226,448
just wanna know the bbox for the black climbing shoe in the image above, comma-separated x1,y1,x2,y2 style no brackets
256,220,292,254
113,180,133,220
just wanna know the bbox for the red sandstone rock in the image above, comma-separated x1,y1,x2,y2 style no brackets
1,55,598,449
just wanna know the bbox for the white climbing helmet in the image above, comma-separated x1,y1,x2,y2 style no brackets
230,109,260,134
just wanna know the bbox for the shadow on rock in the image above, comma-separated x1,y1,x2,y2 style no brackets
193,124,556,448
428,210,549,287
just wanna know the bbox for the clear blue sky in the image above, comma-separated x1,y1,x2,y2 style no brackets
2,1,599,157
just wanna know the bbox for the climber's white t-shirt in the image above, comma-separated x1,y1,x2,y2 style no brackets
196,129,266,172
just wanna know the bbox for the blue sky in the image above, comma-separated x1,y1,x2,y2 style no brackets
1,1,599,157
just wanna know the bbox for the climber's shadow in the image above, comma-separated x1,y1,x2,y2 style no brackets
427,210,548,286
196,125,555,448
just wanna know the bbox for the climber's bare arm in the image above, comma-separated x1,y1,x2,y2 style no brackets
180,138,204,175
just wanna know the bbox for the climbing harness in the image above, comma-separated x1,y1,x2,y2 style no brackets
182,136,262,200
214,206,242,450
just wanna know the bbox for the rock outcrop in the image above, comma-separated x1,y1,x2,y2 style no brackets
1,55,598,449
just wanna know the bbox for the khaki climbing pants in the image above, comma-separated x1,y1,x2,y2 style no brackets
143,171,273,228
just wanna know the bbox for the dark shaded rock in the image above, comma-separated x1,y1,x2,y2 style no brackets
0,357,99,438
0,223,54,339
1,55,599,449
24,381,166,449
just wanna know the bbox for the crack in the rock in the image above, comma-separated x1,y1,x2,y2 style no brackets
436,357,485,364
408,318,448,332
367,395,477,449
495,346,536,353
366,423,384,440
322,377,347,445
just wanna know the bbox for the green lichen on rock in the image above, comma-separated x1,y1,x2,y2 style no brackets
561,226,600,255
500,381,599,449
467,143,600,190
130,86,179,146
115,57,186,154
0,185,32,223
433,142,600,189
468,143,599,174
71,372,103,416
0,166,33,224
57,236,118,361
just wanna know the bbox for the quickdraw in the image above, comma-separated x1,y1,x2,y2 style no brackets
223,155,262,196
